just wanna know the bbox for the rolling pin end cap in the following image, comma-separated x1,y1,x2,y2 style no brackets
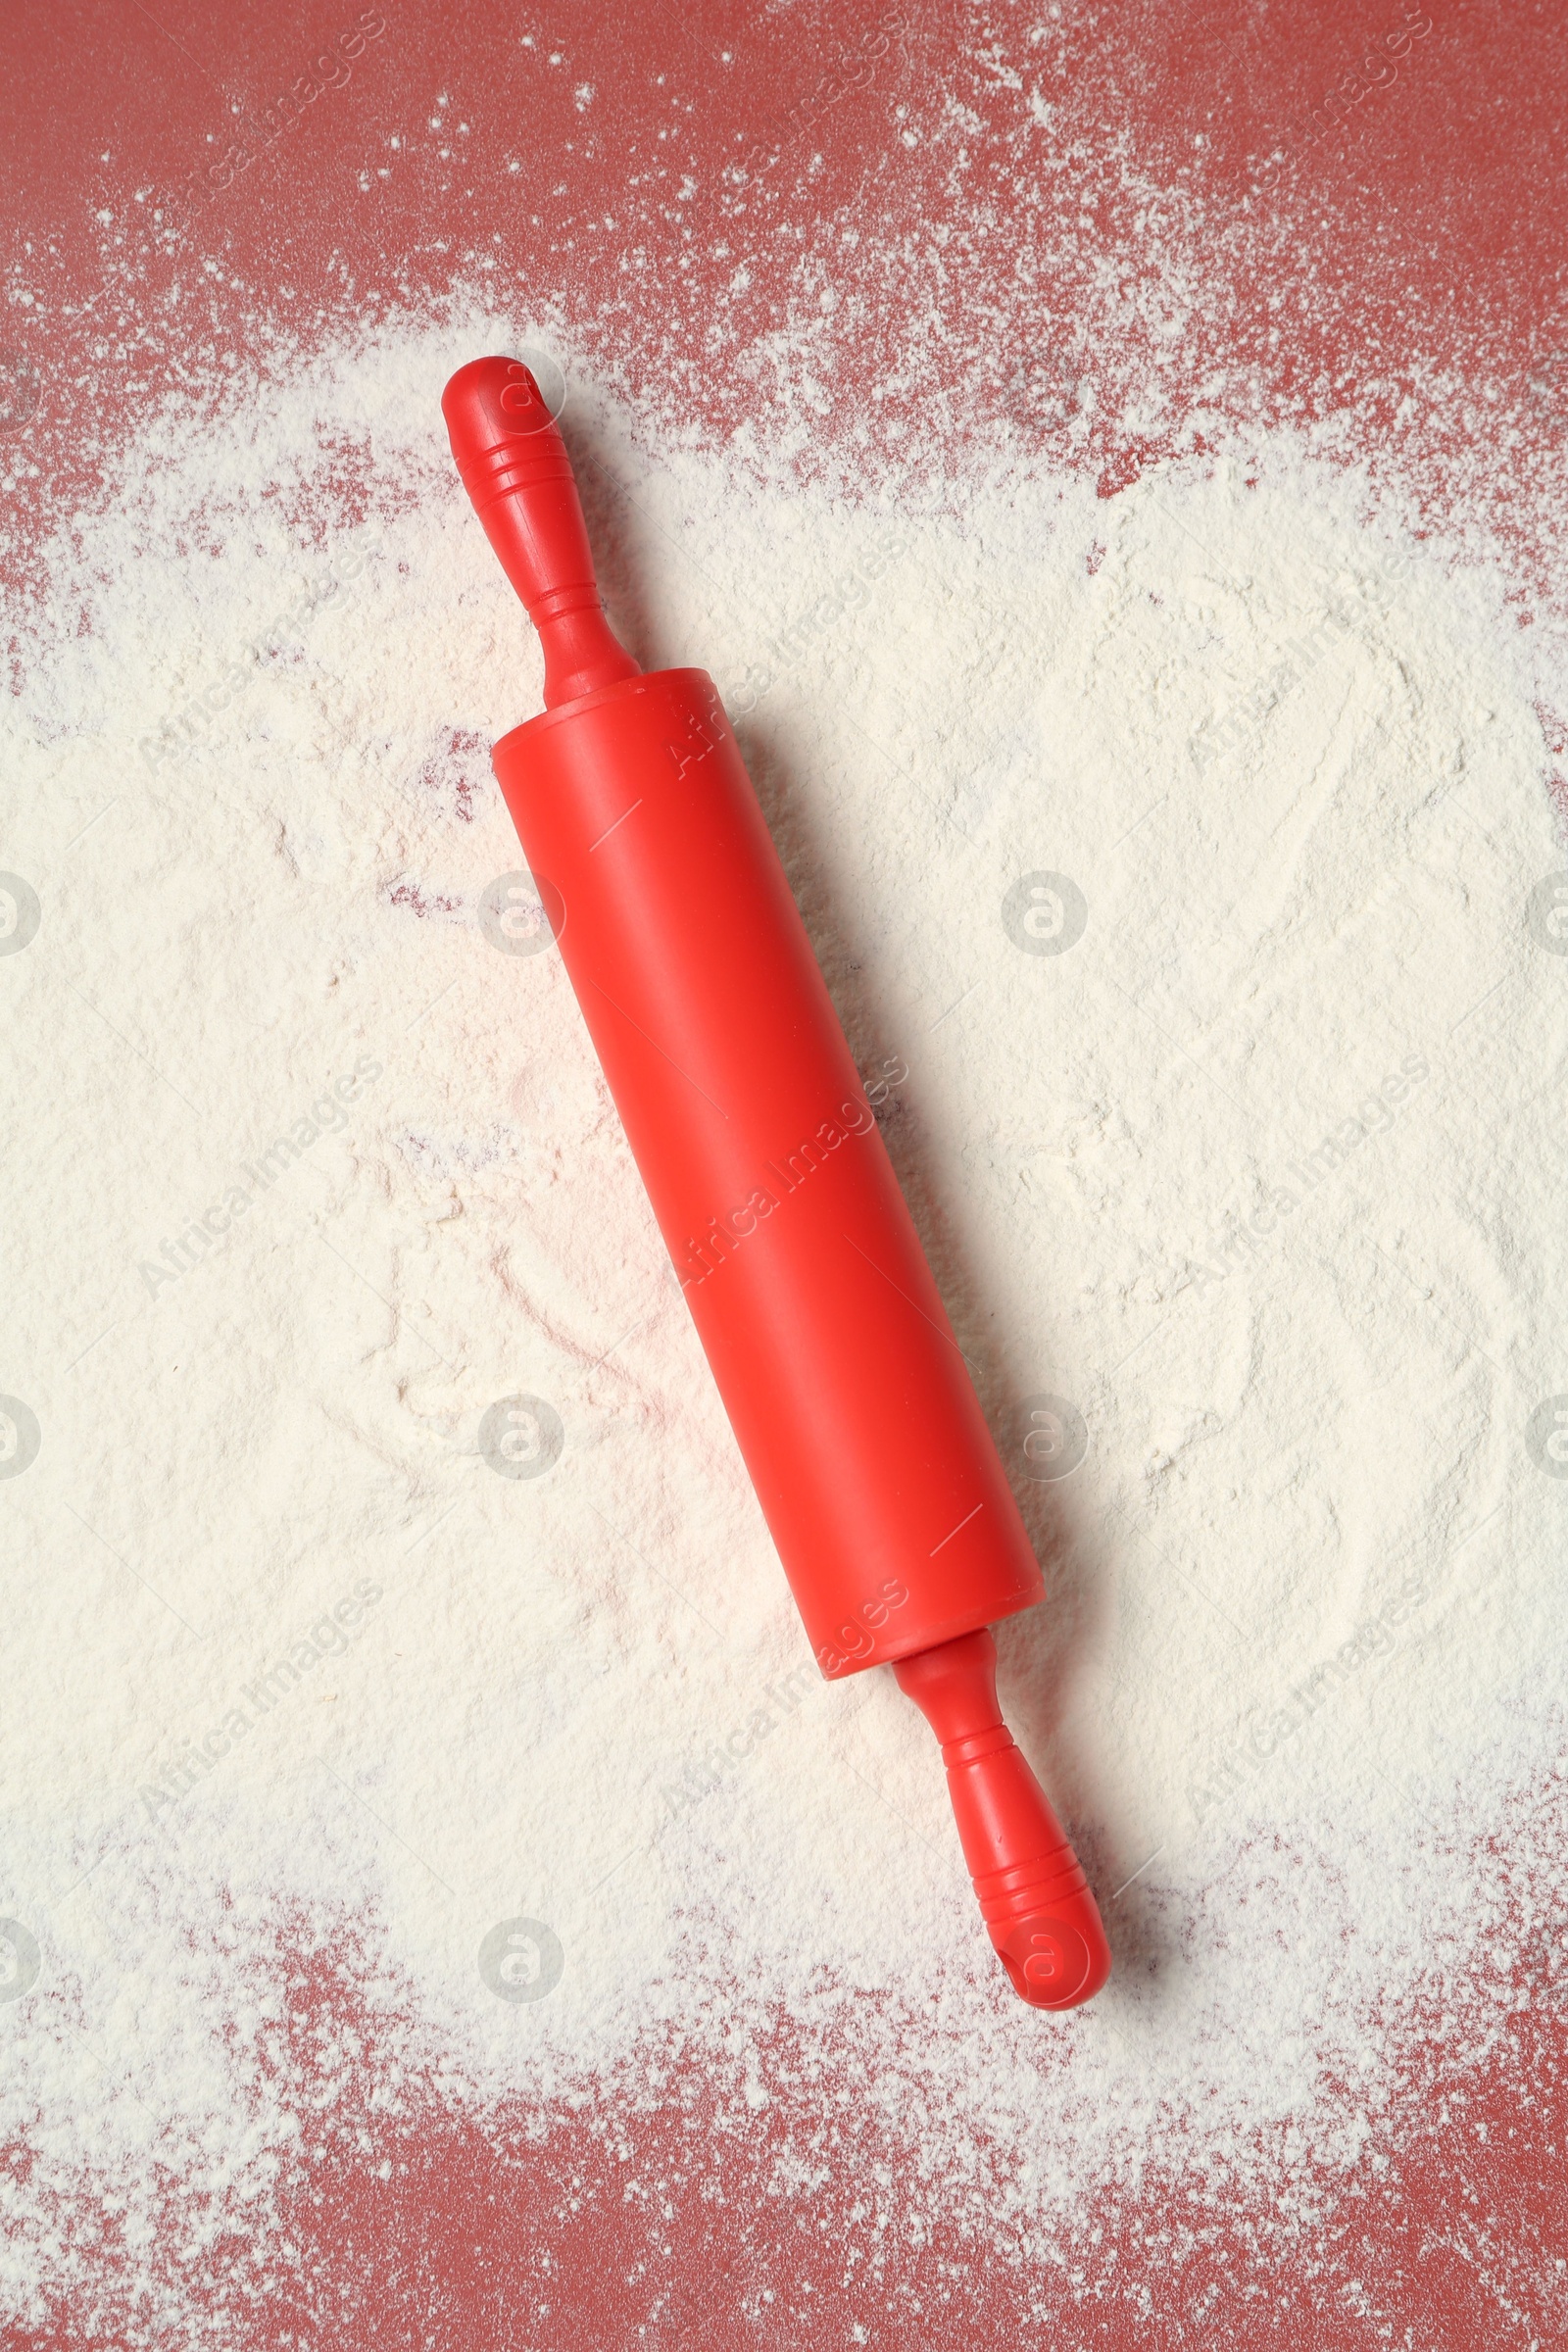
990,1891,1111,2011
895,1628,1111,2013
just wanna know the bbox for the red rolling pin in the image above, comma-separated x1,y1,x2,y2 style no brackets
442,357,1110,2011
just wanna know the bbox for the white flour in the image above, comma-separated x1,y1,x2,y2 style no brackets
2,312,1564,2286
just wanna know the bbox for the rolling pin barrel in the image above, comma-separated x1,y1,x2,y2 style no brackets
442,356,1110,2009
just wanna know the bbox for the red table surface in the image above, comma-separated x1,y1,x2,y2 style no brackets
3,4,1565,2345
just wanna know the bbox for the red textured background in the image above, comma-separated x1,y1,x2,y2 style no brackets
3,3,1565,2342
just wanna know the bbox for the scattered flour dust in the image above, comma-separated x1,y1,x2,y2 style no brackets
2,314,1565,2285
